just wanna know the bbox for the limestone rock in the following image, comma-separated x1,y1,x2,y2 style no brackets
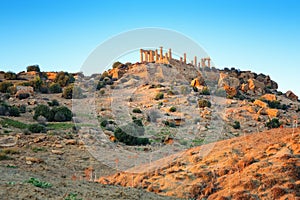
51,149,64,155
218,72,240,89
191,77,205,88
257,108,279,117
223,85,237,97
260,94,277,101
248,79,265,95
25,156,43,163
253,99,268,108
285,90,298,101
65,139,76,145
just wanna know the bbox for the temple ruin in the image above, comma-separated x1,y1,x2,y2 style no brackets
139,47,212,68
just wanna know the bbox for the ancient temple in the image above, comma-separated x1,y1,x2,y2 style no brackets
139,46,212,68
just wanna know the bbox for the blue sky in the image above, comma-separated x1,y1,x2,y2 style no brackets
0,0,299,95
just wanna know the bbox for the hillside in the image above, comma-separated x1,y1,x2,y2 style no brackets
0,52,300,199
98,128,300,199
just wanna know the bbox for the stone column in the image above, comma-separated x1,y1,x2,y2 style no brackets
140,49,143,62
149,51,153,62
145,52,148,62
194,56,197,67
201,58,205,67
183,53,186,64
165,53,168,60
160,47,163,60
155,50,158,61
168,48,172,60
180,57,183,64
207,58,211,68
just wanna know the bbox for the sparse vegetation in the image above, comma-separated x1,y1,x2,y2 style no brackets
198,99,211,108
49,83,62,93
266,118,281,129
33,105,72,122
17,92,30,100
169,106,177,112
112,61,122,69
62,85,85,99
0,117,28,129
154,92,164,100
27,65,40,72
199,86,210,95
132,108,142,113
232,121,241,129
54,71,75,87
26,177,52,188
114,127,150,146
65,193,82,200
47,99,59,107
0,82,13,93
4,71,17,80
28,123,46,133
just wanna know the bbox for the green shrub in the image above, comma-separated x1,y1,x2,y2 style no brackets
54,71,75,87
198,99,211,108
33,105,51,120
96,81,105,90
19,105,26,113
163,120,176,127
7,86,17,95
65,193,82,200
0,82,13,93
112,61,122,68
39,85,49,94
262,100,289,110
100,71,110,81
114,127,150,146
232,121,240,129
99,89,105,95
133,118,143,127
132,108,142,113
30,77,43,91
17,93,30,100
169,106,177,112
200,86,210,95
266,118,281,129
154,92,164,100
0,101,9,115
9,106,20,117
50,106,72,122
47,99,59,107
62,85,84,99
49,83,62,93
27,65,40,72
4,72,17,80
28,124,46,133
26,177,52,188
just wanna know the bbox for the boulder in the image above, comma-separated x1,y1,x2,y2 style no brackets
191,77,205,88
218,72,240,89
253,99,268,108
241,83,249,93
223,85,237,97
260,94,277,101
285,90,298,101
257,108,279,117
248,79,265,95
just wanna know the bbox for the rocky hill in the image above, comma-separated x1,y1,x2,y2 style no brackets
0,59,299,199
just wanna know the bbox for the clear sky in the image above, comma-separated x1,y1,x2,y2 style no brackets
0,0,299,96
